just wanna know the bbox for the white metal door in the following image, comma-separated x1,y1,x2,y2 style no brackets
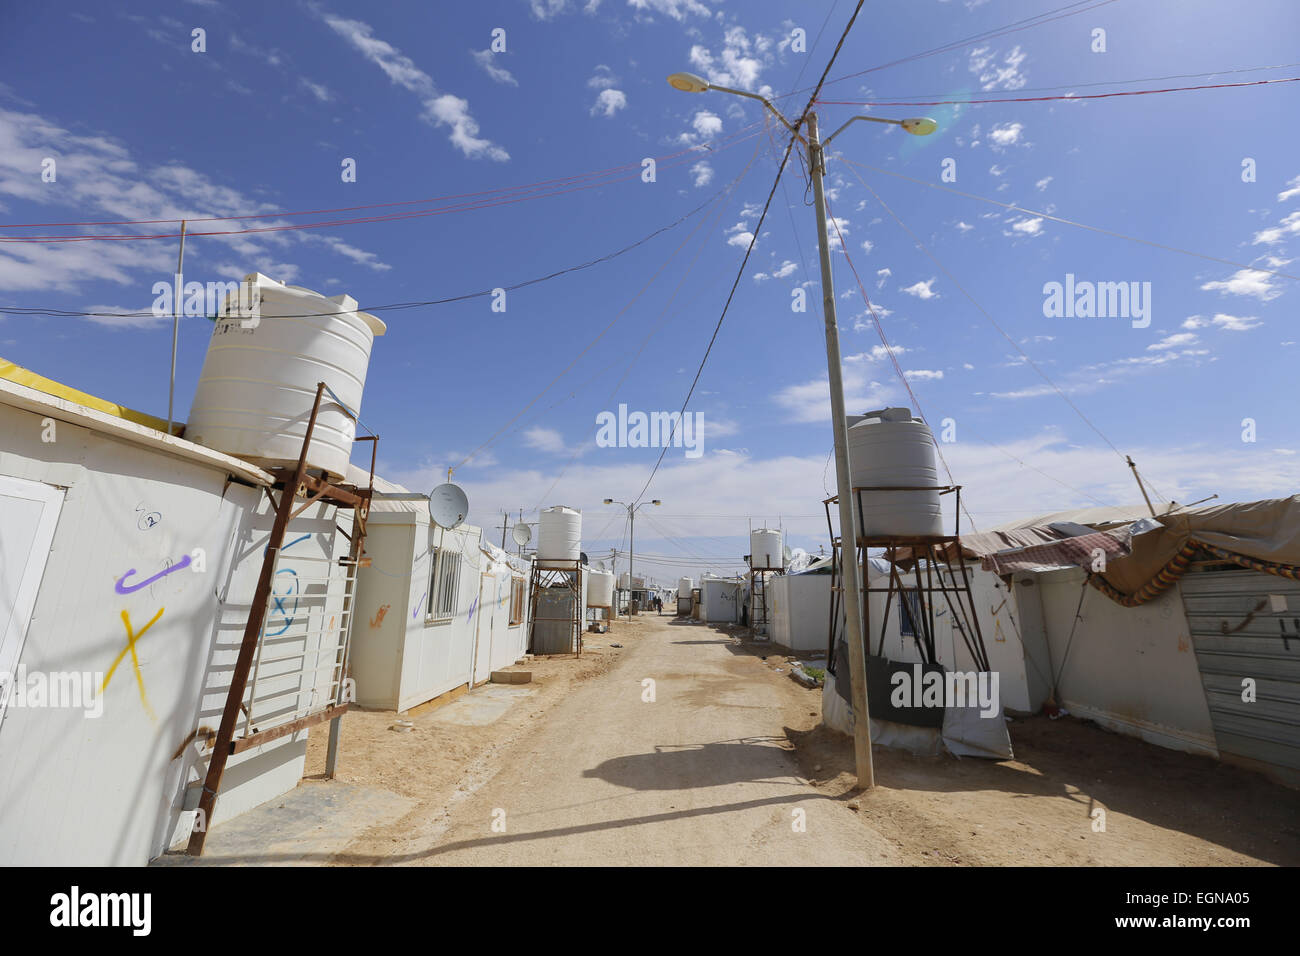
0,475,65,721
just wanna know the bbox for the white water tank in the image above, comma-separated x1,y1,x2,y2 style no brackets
750,529,783,570
847,407,943,537
537,505,582,561
186,273,385,479
588,570,615,607
677,576,694,596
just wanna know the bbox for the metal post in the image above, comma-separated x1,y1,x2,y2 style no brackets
167,220,187,435
808,111,875,789
628,504,635,620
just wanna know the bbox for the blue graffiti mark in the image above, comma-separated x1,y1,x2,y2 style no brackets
116,554,192,595
413,591,427,619
135,504,162,531
265,533,312,559
467,596,479,624
267,568,300,636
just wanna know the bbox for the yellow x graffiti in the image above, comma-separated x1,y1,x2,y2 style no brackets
102,607,164,720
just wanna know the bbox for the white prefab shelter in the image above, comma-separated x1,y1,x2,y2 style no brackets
0,373,352,865
701,578,741,623
348,476,532,710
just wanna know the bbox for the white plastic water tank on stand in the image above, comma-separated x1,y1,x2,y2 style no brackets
186,273,386,479
588,570,615,607
847,407,943,537
750,529,784,570
677,576,694,596
537,505,582,561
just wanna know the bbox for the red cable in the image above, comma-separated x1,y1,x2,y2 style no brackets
0,121,764,231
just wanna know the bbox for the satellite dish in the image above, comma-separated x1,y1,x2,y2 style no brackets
511,522,532,546
428,483,469,529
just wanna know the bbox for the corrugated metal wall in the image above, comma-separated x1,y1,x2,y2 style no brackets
1180,568,1300,781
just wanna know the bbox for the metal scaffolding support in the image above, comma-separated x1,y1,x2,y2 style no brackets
186,381,376,857
527,560,584,658
824,485,990,685
748,564,783,638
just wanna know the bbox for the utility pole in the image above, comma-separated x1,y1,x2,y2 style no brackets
665,69,936,791
167,219,187,436
499,511,510,549
807,111,874,788
604,497,660,620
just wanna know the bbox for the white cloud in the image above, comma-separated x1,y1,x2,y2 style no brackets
628,0,711,21
1208,312,1261,331
1035,176,1052,192
590,88,628,117
955,221,974,233
906,369,944,381
690,161,714,188
727,231,755,248
522,427,569,454
1009,217,1044,236
471,49,518,86
1147,332,1198,351
988,122,1023,147
1251,209,1300,245
299,78,333,102
969,45,1027,92
1278,174,1300,202
688,25,767,91
1200,268,1281,301
900,278,939,300
321,14,508,161
774,370,898,423
692,110,722,138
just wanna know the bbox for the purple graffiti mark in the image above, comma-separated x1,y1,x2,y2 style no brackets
413,592,427,619
116,554,192,595
267,568,300,637
467,596,479,624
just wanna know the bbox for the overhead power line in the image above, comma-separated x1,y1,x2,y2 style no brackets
835,157,1300,283
815,74,1300,107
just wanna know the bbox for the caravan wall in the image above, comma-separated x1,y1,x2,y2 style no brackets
0,398,346,865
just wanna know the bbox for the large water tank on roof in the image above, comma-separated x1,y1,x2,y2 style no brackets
185,273,385,480
677,576,694,595
537,505,582,561
588,570,615,607
847,407,944,538
750,529,783,570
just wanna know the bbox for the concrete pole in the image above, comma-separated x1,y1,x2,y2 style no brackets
807,111,875,789
628,504,635,619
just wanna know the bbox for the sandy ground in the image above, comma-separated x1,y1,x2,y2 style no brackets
302,614,1299,866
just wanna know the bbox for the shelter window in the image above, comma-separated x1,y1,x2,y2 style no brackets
427,546,461,623
899,588,923,638
509,577,526,626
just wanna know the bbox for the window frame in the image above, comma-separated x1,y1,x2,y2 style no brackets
508,576,526,627
425,544,461,625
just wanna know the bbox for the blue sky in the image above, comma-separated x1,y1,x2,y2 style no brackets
2,0,1298,583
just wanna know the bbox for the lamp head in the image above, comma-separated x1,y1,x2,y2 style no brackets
900,117,938,136
603,498,614,505
652,499,662,506
667,71,710,93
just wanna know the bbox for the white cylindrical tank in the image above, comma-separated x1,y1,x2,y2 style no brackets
750,529,783,569
588,570,615,607
537,505,582,561
847,407,943,537
186,273,386,479
619,571,631,589
677,576,693,596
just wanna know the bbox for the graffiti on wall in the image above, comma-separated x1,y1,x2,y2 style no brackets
102,608,165,720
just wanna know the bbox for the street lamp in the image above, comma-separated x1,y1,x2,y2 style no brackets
604,497,661,618
668,71,937,790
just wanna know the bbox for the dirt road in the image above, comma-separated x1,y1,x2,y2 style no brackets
297,613,1295,867
352,615,893,865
